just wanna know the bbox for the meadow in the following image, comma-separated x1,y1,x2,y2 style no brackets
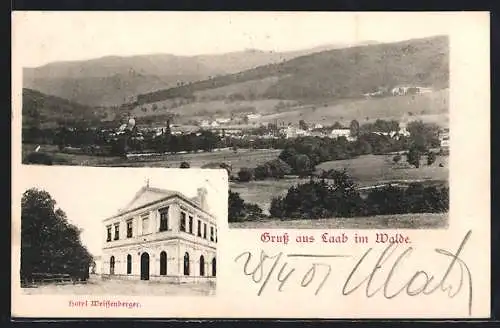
232,154,448,213
129,88,448,128
316,154,449,186
23,144,448,214
253,89,449,127
229,212,448,229
22,144,282,172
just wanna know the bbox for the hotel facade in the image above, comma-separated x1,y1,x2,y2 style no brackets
101,183,217,283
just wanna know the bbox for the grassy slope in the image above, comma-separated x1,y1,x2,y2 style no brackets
232,154,448,213
24,36,448,127
136,36,448,104
23,45,351,107
130,88,448,126
23,143,449,222
128,36,448,125
130,99,296,120
22,88,106,128
22,144,281,170
192,75,285,100
24,74,183,107
254,89,449,126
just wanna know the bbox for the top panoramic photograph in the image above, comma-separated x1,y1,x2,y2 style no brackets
17,12,450,229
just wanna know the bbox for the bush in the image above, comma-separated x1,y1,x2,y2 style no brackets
180,161,190,168
365,185,408,215
24,152,53,165
269,178,363,219
266,159,292,178
244,203,263,219
268,172,449,220
253,159,292,180
228,190,263,222
237,167,254,182
269,197,285,218
393,154,402,164
289,154,314,177
427,152,437,165
407,146,422,168
253,165,268,180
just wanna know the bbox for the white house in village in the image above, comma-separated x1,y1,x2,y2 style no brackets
283,126,308,139
101,182,217,283
215,118,231,124
371,122,410,140
330,129,352,139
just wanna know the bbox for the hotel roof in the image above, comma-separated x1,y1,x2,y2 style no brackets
103,185,211,221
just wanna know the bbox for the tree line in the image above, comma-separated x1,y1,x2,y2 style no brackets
23,119,442,169
235,120,441,181
229,170,449,222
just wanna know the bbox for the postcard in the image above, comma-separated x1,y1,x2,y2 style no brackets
11,11,490,318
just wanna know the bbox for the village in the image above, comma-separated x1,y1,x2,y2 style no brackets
53,114,449,155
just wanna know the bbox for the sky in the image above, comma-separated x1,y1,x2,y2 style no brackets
12,11,455,68
15,166,227,257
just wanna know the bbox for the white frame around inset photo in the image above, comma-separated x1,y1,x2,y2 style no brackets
12,167,228,313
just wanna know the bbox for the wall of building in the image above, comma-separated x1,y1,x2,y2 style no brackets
101,238,216,280
103,195,217,250
101,194,217,282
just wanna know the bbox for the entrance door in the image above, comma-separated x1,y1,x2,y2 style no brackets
140,252,150,280
110,256,115,275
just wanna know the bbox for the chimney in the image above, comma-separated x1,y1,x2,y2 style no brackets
196,187,208,211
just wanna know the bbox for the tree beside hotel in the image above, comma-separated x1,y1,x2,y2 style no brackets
21,188,93,282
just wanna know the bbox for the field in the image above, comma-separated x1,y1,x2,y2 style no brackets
22,275,216,296
131,98,298,122
192,76,284,100
22,144,124,166
316,154,449,186
229,212,448,229
126,88,448,127
254,89,449,127
23,144,448,214
22,144,282,172
231,178,311,213
232,154,448,213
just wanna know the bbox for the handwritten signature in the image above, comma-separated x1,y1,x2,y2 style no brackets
234,230,473,315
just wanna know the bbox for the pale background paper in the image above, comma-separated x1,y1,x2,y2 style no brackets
11,11,490,318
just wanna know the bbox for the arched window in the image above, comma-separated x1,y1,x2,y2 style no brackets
110,256,115,275
212,257,216,277
199,255,205,276
140,252,150,280
160,251,167,276
183,252,190,276
126,254,132,274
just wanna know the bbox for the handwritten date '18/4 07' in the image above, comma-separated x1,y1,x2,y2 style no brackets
234,230,473,315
